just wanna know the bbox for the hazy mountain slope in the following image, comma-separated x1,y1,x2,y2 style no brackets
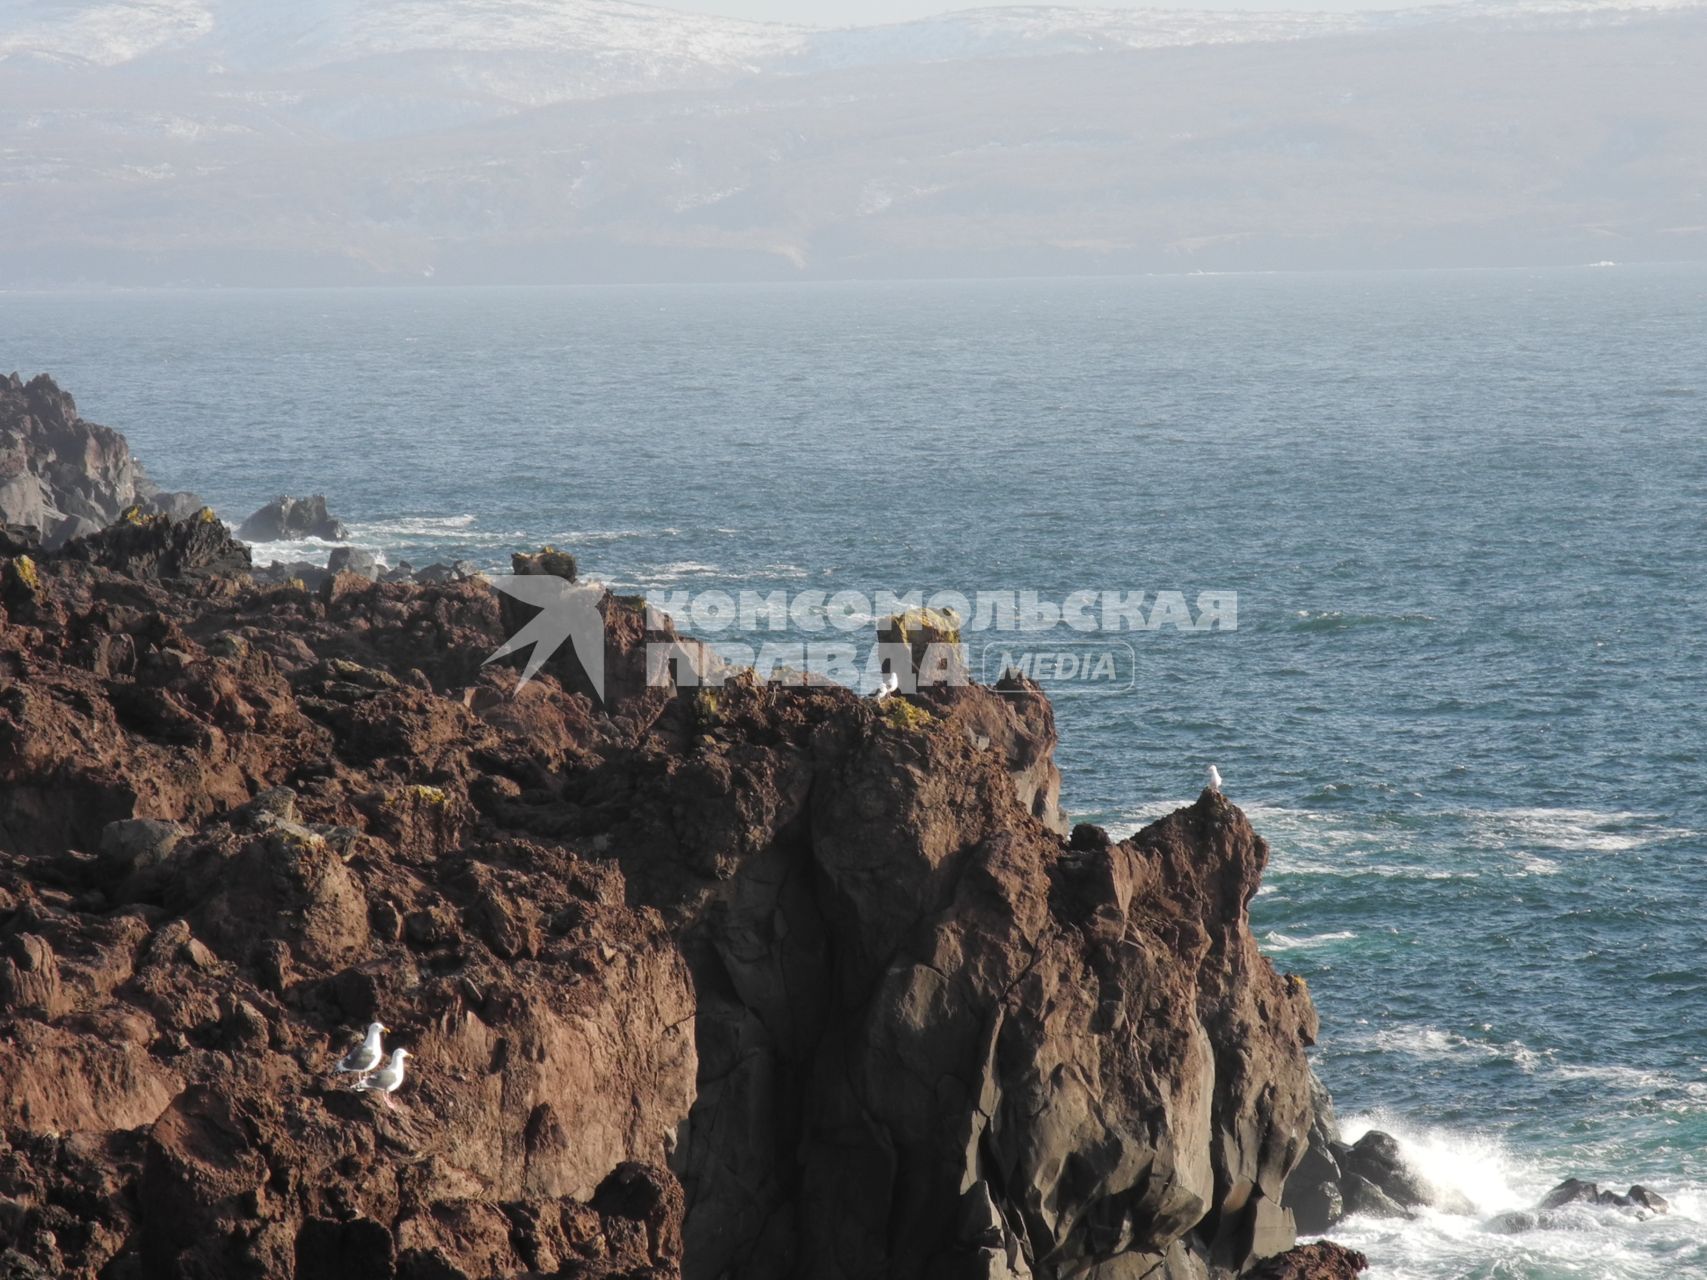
2,0,1704,282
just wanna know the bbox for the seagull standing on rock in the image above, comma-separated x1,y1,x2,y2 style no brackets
333,1022,387,1081
356,1048,412,1110
874,670,900,702
1206,765,1223,794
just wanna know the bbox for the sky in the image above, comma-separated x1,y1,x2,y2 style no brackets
668,0,1420,23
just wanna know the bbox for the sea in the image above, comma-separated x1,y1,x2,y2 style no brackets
5,267,1704,1279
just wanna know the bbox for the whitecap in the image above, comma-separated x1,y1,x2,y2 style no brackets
547,529,650,544
345,513,476,536
1464,806,1695,856
1353,1025,1542,1072
639,561,726,586
1261,929,1355,952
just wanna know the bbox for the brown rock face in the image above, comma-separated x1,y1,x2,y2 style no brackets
0,510,1332,1280
1245,1242,1369,1280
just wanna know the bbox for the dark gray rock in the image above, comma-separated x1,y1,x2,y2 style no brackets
1339,1172,1413,1220
252,560,332,590
415,559,480,584
236,495,347,543
51,513,101,548
0,373,201,549
1487,1209,1539,1234
1539,1178,1670,1218
1283,1071,1346,1233
98,818,191,899
1341,1131,1434,1210
63,510,250,580
143,491,207,521
326,546,379,580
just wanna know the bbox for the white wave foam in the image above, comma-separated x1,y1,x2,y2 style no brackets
1341,1111,1530,1216
643,561,724,584
1327,1113,1707,1279
247,536,343,566
1465,806,1694,855
346,513,476,536
1354,1025,1544,1072
1261,929,1356,952
548,528,652,544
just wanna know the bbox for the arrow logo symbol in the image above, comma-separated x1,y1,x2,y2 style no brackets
484,575,608,701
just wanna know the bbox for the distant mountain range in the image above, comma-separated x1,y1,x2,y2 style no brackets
3,0,1705,283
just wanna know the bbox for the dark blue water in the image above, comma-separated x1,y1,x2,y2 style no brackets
6,269,1705,1277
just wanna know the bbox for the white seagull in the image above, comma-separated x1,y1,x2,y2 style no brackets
874,671,900,702
1206,764,1223,793
333,1022,387,1080
356,1048,412,1110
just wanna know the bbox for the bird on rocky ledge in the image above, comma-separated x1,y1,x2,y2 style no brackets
874,670,900,701
1206,764,1223,793
356,1048,412,1110
333,1022,388,1080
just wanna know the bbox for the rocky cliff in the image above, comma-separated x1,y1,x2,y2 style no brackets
0,512,1352,1280
0,376,202,550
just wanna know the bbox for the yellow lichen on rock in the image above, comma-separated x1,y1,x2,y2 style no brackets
8,554,41,594
882,699,934,731
889,606,962,646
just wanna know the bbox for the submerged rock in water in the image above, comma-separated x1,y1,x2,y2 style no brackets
1537,1177,1669,1217
1490,1177,1674,1231
0,527,1346,1280
236,494,347,543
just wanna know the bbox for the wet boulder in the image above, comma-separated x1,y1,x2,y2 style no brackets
236,495,347,543
326,545,379,580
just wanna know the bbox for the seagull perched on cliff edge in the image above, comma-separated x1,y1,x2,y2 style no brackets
333,1022,387,1080
874,670,900,702
356,1048,412,1110
1206,764,1223,793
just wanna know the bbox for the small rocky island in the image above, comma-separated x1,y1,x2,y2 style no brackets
0,377,1391,1279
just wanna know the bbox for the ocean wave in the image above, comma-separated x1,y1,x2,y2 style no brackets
1326,1113,1707,1279
1464,806,1695,855
345,514,476,536
1261,929,1356,952
636,561,727,587
1352,1026,1543,1072
1341,1111,1527,1216
1288,609,1438,633
246,536,385,568
546,528,654,545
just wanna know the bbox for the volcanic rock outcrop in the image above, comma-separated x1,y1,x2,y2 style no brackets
0,374,202,550
1,509,1332,1280
237,495,348,544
